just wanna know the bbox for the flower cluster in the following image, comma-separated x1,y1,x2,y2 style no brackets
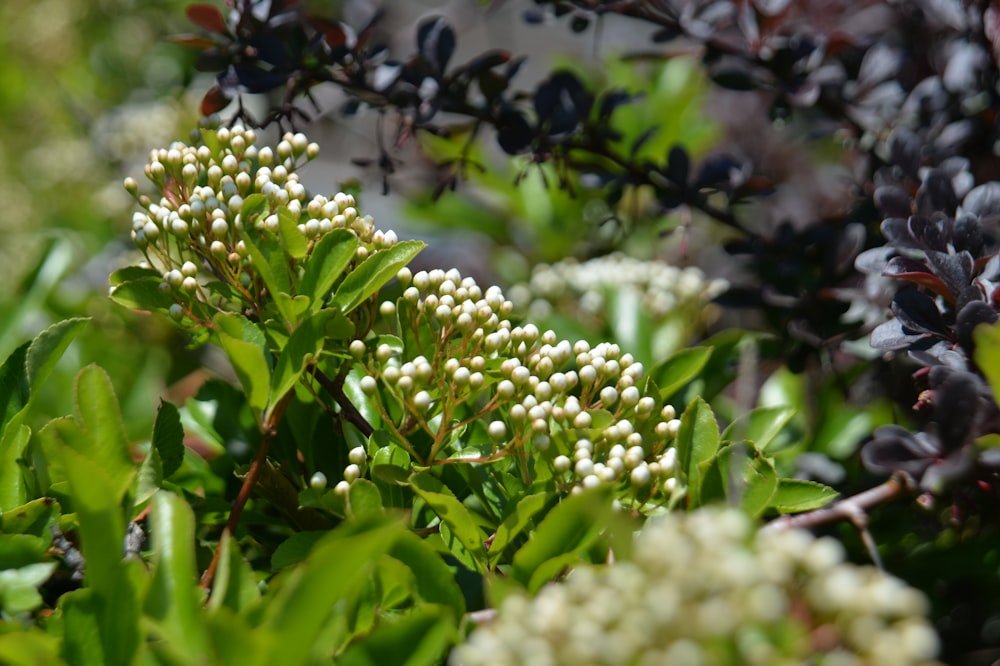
451,507,939,666
355,267,684,504
122,120,400,325
509,252,727,331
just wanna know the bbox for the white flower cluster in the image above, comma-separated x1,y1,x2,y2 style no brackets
451,507,940,666
357,267,683,499
125,123,399,316
509,252,728,322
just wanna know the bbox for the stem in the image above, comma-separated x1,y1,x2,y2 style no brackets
312,368,374,438
200,391,294,591
760,473,917,535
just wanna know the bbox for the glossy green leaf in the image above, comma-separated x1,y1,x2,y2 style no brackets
241,228,294,321
261,521,402,665
152,400,184,479
60,589,105,666
25,317,89,393
299,229,358,313
409,473,487,571
144,491,209,660
0,342,29,433
0,561,55,613
0,629,62,666
675,397,719,506
277,207,308,259
133,446,163,507
698,443,778,517
769,478,840,514
721,405,796,452
208,531,261,614
0,497,59,536
270,309,350,406
348,479,383,519
607,286,654,366
511,490,612,592
975,322,1000,398
489,491,553,565
271,531,326,570
108,277,176,312
333,240,425,313
0,424,31,512
215,313,271,418
388,532,465,614
73,365,135,502
336,605,455,666
651,346,712,400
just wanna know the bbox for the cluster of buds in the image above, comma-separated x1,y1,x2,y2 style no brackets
509,252,728,324
354,266,685,506
451,506,939,666
123,120,399,324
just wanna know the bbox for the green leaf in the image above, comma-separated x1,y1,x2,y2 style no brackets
215,313,271,418
975,322,1000,398
241,229,294,321
109,277,176,312
261,521,402,665
721,406,796,452
336,605,455,666
144,491,209,660
0,424,31,512
25,317,89,393
208,531,261,614
489,491,553,565
271,531,326,570
277,207,308,260
675,397,719,506
73,365,135,502
651,346,712,400
152,401,185,479
1,497,59,536
698,443,778,517
333,240,425,313
270,309,352,406
300,229,358,314
510,490,612,592
409,473,486,571
388,532,465,615
0,629,62,666
348,479,383,519
60,589,105,666
769,478,840,513
0,342,29,433
133,446,163,507
0,561,56,613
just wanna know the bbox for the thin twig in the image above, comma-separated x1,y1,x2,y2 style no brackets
312,368,374,438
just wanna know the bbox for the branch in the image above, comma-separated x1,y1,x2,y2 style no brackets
200,391,294,591
312,368,374,438
760,473,918,535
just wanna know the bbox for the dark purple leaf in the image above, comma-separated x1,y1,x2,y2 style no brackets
956,300,997,354
709,68,758,91
891,288,948,336
924,250,973,297
534,71,592,137
496,108,533,154
889,128,921,178
861,425,940,477
570,14,590,32
186,3,229,35
881,217,917,248
870,319,927,351
417,16,456,75
963,182,1000,221
855,246,896,274
874,186,913,218
952,214,984,256
917,169,959,216
665,145,690,187
652,26,682,42
908,215,946,250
